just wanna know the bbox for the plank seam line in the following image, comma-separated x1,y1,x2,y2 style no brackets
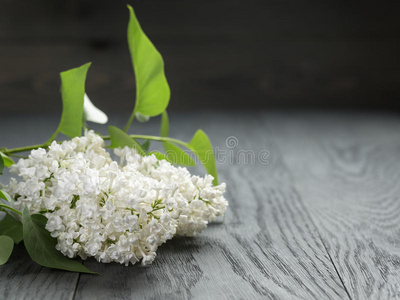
288,171,355,299
285,168,353,300
262,116,353,300
289,177,353,300
71,272,81,300
320,239,353,300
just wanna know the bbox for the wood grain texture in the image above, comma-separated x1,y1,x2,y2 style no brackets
2,112,399,299
0,244,79,300
267,113,400,299
72,113,347,299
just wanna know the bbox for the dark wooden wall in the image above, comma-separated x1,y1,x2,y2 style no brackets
0,0,399,113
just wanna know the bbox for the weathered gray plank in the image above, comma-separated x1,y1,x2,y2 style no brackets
267,113,400,299
0,116,82,300
0,244,79,300
74,113,347,299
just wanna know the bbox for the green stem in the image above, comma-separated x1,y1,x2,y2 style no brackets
3,134,193,156
46,128,60,145
2,128,60,155
3,128,62,155
123,110,136,133
3,143,48,155
0,204,22,216
103,134,193,150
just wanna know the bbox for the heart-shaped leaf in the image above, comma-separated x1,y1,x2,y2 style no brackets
148,151,171,163
22,207,98,274
0,235,14,265
58,62,91,138
108,126,145,155
0,153,15,167
189,130,219,185
141,140,150,152
0,189,13,202
0,213,23,244
126,5,170,118
163,142,195,166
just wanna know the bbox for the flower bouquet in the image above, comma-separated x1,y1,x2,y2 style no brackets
0,5,227,274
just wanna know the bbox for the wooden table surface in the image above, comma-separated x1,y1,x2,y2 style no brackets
1,112,399,300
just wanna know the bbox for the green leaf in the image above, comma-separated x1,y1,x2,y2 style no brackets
141,140,150,152
0,154,3,175
0,190,13,202
160,111,169,137
163,142,195,166
58,62,91,138
108,126,145,155
148,151,171,162
135,112,150,123
0,152,13,173
127,5,170,117
0,235,14,265
0,153,15,167
189,130,219,185
22,207,98,274
0,213,23,244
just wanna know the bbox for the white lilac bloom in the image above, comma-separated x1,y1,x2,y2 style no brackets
114,147,228,236
83,93,108,124
5,131,228,266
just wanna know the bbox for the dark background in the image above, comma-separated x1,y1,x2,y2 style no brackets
0,0,399,113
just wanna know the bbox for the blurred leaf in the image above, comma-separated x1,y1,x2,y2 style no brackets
0,154,3,175
163,142,195,166
0,236,14,265
0,153,15,167
127,5,170,117
135,112,150,123
148,151,171,163
108,126,145,155
0,190,13,202
83,93,108,124
189,130,219,185
0,213,23,244
22,207,98,274
141,140,150,152
160,111,169,137
58,63,91,138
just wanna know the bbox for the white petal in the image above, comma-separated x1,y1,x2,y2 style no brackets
83,94,108,124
